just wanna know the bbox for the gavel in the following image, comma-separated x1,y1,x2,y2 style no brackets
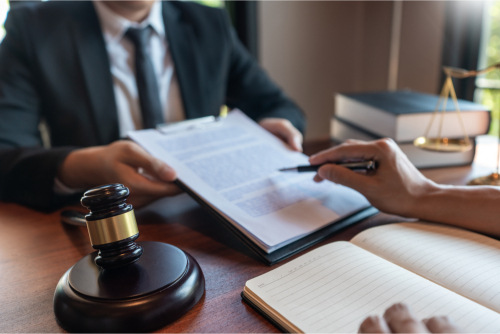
81,184,143,268
53,184,205,332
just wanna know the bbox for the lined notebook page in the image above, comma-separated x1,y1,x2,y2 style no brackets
351,222,500,314
245,242,500,333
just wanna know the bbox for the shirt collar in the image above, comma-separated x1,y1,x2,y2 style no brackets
93,1,165,45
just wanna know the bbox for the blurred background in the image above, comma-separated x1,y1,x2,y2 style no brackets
1,0,498,140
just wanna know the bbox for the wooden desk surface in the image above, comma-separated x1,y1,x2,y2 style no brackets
0,139,496,333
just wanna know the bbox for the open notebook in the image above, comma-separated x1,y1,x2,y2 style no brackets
242,222,500,333
129,110,375,264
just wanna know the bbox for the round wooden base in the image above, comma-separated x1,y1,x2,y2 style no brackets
53,241,205,332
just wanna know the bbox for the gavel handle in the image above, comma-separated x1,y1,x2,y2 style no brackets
61,210,87,227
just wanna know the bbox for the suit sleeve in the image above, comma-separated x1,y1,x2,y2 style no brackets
221,11,307,134
0,8,77,211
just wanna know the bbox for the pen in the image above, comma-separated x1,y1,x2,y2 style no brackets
279,160,377,172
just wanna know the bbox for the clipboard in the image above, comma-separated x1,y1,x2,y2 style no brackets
147,113,379,265
175,178,377,265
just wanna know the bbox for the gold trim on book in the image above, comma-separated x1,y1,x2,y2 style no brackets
86,210,138,246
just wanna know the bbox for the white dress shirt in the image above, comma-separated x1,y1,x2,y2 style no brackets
93,0,185,137
55,1,185,194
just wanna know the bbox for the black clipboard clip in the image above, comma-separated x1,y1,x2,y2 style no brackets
156,116,222,135
156,105,229,135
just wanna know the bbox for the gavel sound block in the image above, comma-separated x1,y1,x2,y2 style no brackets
53,184,205,332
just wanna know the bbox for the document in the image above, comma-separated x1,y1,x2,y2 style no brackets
243,222,500,333
129,110,370,253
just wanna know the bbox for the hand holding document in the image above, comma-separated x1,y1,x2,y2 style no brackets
129,110,371,256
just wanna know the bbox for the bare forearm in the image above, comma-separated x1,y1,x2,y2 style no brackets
310,139,500,238
414,185,500,238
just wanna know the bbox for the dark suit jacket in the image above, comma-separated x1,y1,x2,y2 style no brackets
0,1,306,211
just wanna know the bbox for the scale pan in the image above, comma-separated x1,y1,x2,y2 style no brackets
413,137,473,152
467,173,500,186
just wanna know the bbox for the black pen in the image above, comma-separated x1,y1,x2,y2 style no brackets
279,160,377,172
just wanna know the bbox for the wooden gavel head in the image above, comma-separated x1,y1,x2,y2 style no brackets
81,184,143,269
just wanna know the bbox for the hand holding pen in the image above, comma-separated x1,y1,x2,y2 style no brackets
304,139,434,218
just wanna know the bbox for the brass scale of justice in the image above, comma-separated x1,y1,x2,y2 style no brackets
414,62,500,186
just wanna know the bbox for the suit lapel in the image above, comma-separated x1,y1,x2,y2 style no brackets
70,2,119,144
162,2,206,119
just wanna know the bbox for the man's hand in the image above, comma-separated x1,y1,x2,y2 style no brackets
259,118,303,152
58,141,182,208
308,139,438,217
359,303,463,333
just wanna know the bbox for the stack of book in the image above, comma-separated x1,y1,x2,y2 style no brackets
332,91,491,168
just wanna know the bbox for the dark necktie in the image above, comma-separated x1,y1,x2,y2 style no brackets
125,26,164,129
